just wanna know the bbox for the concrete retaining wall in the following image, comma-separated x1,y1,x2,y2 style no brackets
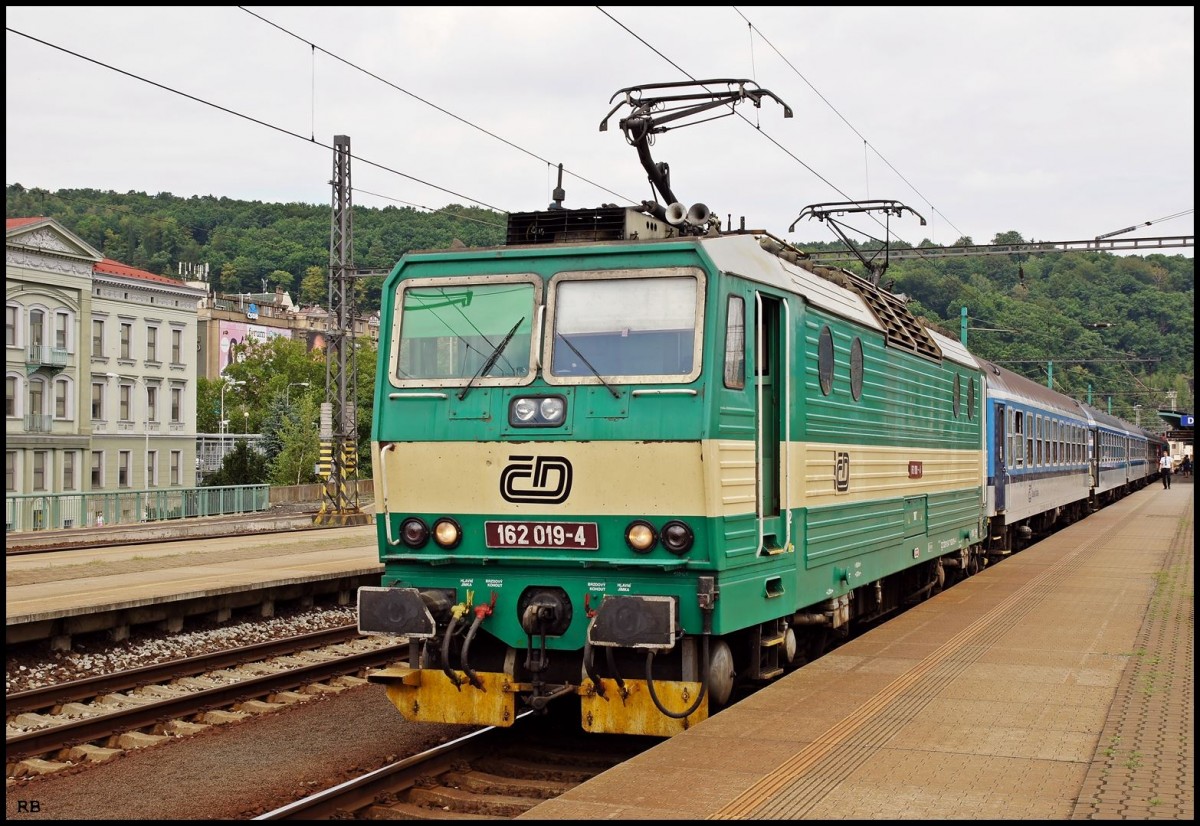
268,479,374,505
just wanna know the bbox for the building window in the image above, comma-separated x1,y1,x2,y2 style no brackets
120,322,132,359
118,451,130,487
147,450,158,487
147,385,158,422
30,308,45,348
119,384,132,421
28,378,45,416
5,451,16,492
171,387,183,422
171,328,183,363
5,375,15,417
91,382,104,420
32,451,47,491
6,305,18,347
54,379,68,419
93,319,105,355
170,450,182,486
146,325,158,362
64,450,76,491
55,311,70,350
91,451,103,488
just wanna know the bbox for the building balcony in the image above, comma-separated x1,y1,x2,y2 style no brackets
23,413,53,432
26,345,69,370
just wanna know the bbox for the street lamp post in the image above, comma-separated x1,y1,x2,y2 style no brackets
285,382,310,407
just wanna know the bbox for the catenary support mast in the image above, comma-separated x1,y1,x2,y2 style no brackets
316,134,369,526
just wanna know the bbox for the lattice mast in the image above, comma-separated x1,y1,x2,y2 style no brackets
316,134,365,524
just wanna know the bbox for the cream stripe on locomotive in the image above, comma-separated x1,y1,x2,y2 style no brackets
790,442,985,508
374,440,983,517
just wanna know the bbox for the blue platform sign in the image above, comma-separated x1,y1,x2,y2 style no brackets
1182,414,1194,427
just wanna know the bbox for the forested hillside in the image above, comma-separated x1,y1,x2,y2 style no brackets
7,184,1193,420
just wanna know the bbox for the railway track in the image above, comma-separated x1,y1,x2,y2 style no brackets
6,625,406,770
258,712,657,820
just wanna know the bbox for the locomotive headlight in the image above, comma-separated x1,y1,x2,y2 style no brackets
509,395,567,427
660,520,694,555
539,397,565,422
513,398,538,422
433,518,462,549
400,517,429,548
625,520,657,553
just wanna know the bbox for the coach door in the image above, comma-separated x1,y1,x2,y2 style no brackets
994,404,1007,512
755,293,791,555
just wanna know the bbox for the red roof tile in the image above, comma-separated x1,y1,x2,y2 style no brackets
6,216,48,230
94,258,187,286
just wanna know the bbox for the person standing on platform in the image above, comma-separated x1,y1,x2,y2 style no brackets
1158,451,1173,488
1180,454,1192,478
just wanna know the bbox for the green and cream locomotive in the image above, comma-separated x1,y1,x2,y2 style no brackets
359,81,987,736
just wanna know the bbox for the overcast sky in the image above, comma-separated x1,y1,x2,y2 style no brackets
6,6,1194,256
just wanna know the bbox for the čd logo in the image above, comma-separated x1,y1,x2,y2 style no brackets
501,455,573,503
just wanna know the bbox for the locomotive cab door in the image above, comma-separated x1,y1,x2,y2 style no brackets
755,293,790,554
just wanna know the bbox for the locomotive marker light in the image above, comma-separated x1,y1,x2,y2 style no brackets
432,517,462,549
660,520,695,555
626,520,657,552
400,517,429,548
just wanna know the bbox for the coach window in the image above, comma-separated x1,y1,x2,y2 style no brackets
953,374,961,417
849,337,863,401
724,296,745,389
818,326,834,395
967,377,976,419
1009,409,1021,467
1029,416,1038,466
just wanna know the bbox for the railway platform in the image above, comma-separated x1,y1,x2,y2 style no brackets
5,519,380,648
521,478,1194,820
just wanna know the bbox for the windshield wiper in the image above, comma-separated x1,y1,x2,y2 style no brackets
557,333,620,399
459,318,523,400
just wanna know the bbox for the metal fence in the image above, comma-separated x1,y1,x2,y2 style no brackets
5,485,271,533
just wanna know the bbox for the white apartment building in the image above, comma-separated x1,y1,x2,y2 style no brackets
6,217,206,514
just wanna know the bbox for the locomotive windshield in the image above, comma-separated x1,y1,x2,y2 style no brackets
546,270,703,383
392,277,537,386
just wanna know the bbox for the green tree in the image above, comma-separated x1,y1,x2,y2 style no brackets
267,394,321,485
299,266,326,306
196,377,221,433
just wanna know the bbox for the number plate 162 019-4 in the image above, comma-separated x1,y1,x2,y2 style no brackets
484,521,598,550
